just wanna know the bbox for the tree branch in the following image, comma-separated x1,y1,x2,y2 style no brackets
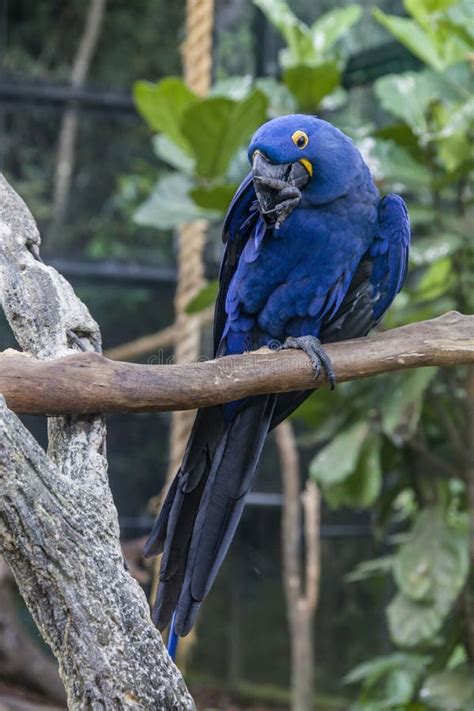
0,311,472,415
0,173,194,708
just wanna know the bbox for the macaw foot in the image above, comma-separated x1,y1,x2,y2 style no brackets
279,335,336,389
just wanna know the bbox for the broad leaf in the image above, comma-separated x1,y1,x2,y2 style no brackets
253,0,314,67
190,183,237,212
404,0,457,27
432,99,474,172
420,667,474,710
328,433,382,509
368,139,432,189
134,173,219,230
311,424,382,509
376,72,432,136
387,508,468,647
346,556,394,583
310,421,370,487
344,652,429,686
375,69,463,135
373,9,446,71
445,0,474,41
380,368,437,443
255,77,297,115
134,78,197,152
181,90,268,179
416,256,454,301
211,75,254,100
310,5,362,56
431,94,474,173
185,280,219,314
283,61,341,112
374,124,424,162
153,135,195,175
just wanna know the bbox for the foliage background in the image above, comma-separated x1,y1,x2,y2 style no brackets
0,0,472,709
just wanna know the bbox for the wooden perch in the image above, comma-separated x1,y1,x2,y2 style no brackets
0,173,195,709
0,311,473,415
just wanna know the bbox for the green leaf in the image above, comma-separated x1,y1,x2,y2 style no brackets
373,124,424,162
255,77,297,115
310,421,370,487
134,78,197,152
404,0,457,26
283,61,341,112
380,368,437,443
152,135,195,175
431,96,474,172
373,9,446,70
344,652,429,689
416,256,454,300
387,508,469,647
420,667,474,710
190,183,237,212
310,5,362,56
181,90,268,179
375,73,430,136
346,556,394,583
404,0,472,67
445,0,474,42
134,173,219,230
368,139,432,190
211,75,254,100
185,280,219,314
375,68,464,135
311,424,382,509
253,0,314,67
333,433,382,508
437,128,471,173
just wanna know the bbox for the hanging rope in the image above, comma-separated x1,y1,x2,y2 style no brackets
166,0,214,484
150,0,215,667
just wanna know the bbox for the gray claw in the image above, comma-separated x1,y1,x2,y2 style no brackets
279,335,336,389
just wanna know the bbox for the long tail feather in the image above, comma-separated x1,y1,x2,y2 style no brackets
145,396,275,635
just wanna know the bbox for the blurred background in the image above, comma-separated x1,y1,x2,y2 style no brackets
0,1,472,709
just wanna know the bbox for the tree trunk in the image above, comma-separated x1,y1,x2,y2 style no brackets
0,174,194,710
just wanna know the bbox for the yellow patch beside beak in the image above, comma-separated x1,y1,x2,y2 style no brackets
299,158,313,177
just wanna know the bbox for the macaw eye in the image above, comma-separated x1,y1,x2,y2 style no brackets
292,130,309,149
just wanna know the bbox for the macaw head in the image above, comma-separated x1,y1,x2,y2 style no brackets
248,114,364,225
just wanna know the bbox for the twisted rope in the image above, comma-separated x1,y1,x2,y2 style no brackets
166,1,214,483
151,0,215,666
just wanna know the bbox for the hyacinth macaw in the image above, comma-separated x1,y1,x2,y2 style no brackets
144,114,410,638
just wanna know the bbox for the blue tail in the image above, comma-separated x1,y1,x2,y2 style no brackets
167,611,179,660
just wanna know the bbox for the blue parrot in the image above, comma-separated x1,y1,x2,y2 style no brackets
144,114,410,638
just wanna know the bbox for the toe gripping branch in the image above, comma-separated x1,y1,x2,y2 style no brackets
280,335,336,389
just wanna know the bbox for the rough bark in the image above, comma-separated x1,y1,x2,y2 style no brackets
1,311,473,416
276,422,321,711
0,173,194,709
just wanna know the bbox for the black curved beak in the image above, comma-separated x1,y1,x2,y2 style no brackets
252,151,311,227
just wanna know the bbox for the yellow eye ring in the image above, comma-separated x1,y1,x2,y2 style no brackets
292,130,309,149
